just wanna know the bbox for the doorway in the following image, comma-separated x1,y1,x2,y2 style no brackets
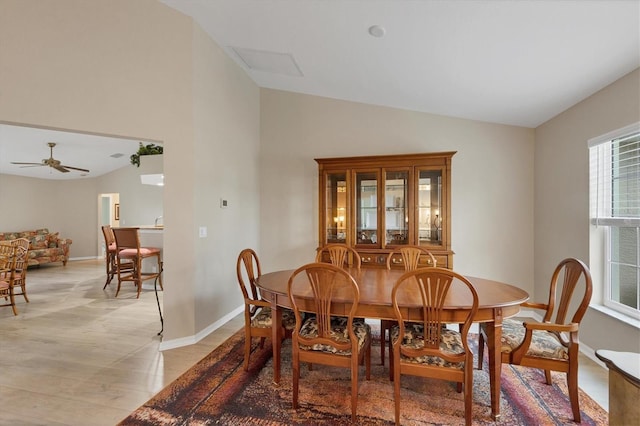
98,193,120,258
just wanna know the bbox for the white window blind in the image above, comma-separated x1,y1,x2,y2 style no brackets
589,125,640,226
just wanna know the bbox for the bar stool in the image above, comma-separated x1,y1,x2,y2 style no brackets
101,225,118,288
112,227,162,298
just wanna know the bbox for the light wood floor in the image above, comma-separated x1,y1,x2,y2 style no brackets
0,259,608,425
0,259,243,425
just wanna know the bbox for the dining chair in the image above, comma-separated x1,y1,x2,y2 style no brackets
10,238,29,304
477,257,593,422
0,243,18,315
236,248,295,371
380,245,437,366
287,262,372,422
112,227,162,298
101,225,118,289
316,243,365,346
390,267,478,426
315,243,361,269
2,238,30,304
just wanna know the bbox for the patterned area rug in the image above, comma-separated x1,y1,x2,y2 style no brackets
119,329,607,425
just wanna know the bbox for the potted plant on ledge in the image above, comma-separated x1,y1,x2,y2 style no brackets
130,143,163,167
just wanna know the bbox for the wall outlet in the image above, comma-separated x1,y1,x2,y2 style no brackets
220,198,228,208
199,226,207,238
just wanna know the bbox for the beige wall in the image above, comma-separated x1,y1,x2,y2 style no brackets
260,90,536,294
191,24,261,333
535,68,640,353
0,0,261,345
0,174,97,257
107,154,164,229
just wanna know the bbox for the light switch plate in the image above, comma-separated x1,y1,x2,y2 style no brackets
199,226,207,238
220,198,228,208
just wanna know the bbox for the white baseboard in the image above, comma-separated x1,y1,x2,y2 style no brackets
159,305,244,351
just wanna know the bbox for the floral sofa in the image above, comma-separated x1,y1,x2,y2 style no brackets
0,228,72,266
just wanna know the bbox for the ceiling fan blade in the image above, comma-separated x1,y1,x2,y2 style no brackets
53,165,70,173
10,161,45,166
61,165,90,173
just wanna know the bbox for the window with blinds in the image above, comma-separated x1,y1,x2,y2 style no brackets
589,123,640,319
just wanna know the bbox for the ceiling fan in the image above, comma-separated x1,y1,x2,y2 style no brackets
11,142,90,173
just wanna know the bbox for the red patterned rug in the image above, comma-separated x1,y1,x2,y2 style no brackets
119,329,607,425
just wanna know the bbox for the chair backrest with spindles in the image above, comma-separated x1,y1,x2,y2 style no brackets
316,244,361,270
387,245,437,271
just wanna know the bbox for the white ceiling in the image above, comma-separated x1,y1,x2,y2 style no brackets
162,0,640,127
0,124,143,181
2,1,638,181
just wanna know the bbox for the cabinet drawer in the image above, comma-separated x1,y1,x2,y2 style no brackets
387,253,450,269
360,253,386,266
433,255,450,269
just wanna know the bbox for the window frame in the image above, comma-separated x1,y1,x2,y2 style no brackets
603,222,640,319
589,122,640,320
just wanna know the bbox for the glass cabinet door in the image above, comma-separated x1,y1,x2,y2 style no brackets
355,171,379,246
324,172,348,243
384,170,409,246
417,169,443,247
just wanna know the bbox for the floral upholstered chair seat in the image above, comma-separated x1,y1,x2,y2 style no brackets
251,306,296,331
390,323,465,368
500,318,569,360
298,316,371,355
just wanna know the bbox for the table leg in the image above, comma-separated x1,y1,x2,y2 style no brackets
271,301,282,385
487,308,503,420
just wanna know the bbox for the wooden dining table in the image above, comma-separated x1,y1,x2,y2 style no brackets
256,266,529,420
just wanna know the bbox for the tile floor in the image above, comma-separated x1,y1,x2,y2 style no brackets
0,259,608,425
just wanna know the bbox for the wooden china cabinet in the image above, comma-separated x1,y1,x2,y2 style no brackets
315,152,455,269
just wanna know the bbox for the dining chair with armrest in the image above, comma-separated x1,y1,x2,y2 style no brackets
237,248,295,371
390,267,478,426
477,257,593,422
288,262,372,422
381,245,437,366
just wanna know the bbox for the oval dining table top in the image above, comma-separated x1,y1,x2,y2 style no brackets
256,266,529,322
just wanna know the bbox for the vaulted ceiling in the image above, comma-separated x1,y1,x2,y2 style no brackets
161,0,639,127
